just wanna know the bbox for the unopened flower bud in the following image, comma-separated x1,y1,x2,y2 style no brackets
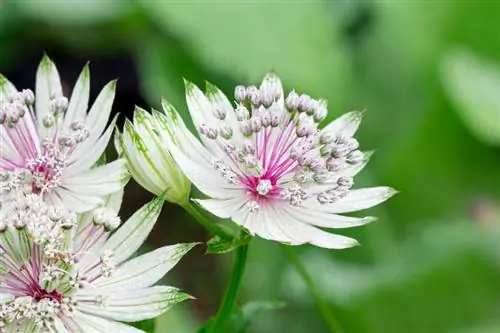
285,90,300,111
234,85,247,102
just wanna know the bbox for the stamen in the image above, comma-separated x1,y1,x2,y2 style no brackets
256,179,272,196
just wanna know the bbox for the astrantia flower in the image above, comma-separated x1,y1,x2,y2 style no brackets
0,55,128,212
160,74,396,249
0,190,195,332
115,107,190,204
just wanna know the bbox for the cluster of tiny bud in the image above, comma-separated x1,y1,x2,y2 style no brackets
317,176,354,204
0,192,75,241
284,91,328,123
0,295,78,332
25,139,67,194
281,184,308,206
0,89,33,128
99,249,115,278
234,81,282,108
92,207,121,231
0,192,126,330
213,160,239,184
0,296,61,332
1,87,91,197
41,94,68,129
197,77,366,211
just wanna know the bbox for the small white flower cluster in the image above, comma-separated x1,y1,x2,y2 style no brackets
145,73,396,249
0,56,194,333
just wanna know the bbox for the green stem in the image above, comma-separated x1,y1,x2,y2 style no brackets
183,202,234,241
210,243,250,333
283,246,345,333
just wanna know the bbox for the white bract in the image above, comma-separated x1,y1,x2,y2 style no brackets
0,56,128,213
115,107,190,204
0,190,195,332
160,74,396,249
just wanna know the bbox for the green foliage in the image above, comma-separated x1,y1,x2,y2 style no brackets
441,49,500,146
2,1,500,333
197,301,285,333
131,319,156,333
231,301,286,333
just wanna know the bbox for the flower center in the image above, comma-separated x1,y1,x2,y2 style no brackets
30,285,64,303
256,179,273,195
25,142,66,194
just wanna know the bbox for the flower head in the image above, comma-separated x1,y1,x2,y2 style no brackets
115,107,190,204
0,55,128,213
160,74,396,249
0,190,195,332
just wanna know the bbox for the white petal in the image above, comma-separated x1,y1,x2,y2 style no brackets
61,63,90,133
193,196,247,219
205,82,244,145
92,243,196,290
72,311,144,333
160,99,217,163
85,80,116,138
103,197,164,265
322,111,363,137
0,73,19,98
35,55,63,133
49,187,103,213
63,159,128,199
76,286,190,322
66,114,119,175
314,186,397,214
288,205,376,228
74,80,116,157
184,80,214,129
169,144,242,199
237,203,359,249
259,73,285,109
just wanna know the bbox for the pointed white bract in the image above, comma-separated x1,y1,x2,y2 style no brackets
160,74,396,249
115,107,190,205
0,190,195,332
0,56,129,213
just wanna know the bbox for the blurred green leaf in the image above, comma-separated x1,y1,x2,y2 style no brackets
14,0,132,24
140,1,350,111
131,319,156,333
231,300,286,333
197,301,285,333
441,49,500,146
345,222,500,333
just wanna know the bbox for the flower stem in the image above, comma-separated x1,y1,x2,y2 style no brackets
283,246,346,333
210,243,250,333
183,202,234,241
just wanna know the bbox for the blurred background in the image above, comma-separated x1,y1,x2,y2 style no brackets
1,1,500,332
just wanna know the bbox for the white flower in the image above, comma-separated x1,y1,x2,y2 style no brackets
115,107,190,204
0,55,128,213
0,190,195,332
159,74,397,249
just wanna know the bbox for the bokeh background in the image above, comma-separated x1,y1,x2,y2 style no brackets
1,1,500,332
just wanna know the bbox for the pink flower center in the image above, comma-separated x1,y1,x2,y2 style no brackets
30,284,64,303
243,177,281,200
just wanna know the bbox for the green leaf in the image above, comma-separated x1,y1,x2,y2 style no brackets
197,301,285,333
441,48,500,146
131,319,156,333
231,301,287,333
139,1,350,111
207,229,252,255
15,0,131,24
